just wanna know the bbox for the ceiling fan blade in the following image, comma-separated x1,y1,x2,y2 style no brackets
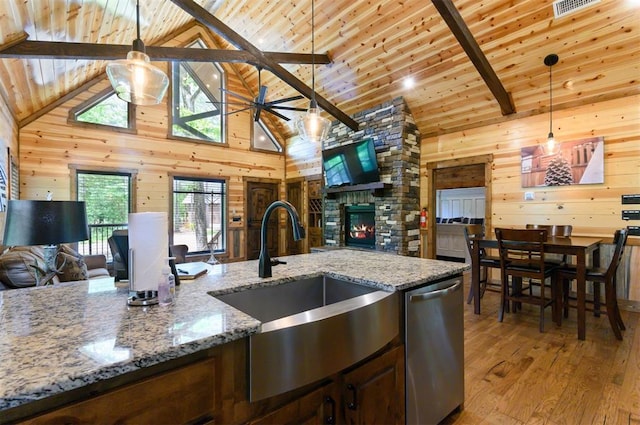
266,95,305,105
226,106,254,115
267,105,308,112
221,88,255,104
264,108,291,121
256,85,268,105
208,101,252,106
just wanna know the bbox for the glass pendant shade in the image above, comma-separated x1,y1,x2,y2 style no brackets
546,131,556,153
296,100,331,143
106,49,169,106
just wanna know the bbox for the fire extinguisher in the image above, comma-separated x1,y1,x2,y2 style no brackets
420,208,427,228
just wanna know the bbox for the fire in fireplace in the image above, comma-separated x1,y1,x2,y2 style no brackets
344,204,375,249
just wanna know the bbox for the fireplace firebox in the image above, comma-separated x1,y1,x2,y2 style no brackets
344,204,375,249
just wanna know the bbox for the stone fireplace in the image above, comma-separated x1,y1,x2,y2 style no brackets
344,204,376,249
322,97,421,257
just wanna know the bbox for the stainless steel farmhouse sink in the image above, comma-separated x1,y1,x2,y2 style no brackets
213,275,399,401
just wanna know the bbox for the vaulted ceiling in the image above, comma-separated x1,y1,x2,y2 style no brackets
0,0,638,139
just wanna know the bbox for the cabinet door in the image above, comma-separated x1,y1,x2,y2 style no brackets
249,384,338,425
341,345,405,425
22,358,216,425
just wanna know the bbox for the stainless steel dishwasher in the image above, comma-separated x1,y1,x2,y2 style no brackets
405,276,464,425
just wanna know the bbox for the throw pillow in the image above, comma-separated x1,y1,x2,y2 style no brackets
56,245,89,282
0,247,48,288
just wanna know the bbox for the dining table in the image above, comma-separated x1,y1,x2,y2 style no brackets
470,234,603,340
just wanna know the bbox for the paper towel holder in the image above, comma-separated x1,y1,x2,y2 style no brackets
127,248,159,306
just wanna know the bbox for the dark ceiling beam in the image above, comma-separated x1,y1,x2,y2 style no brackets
431,0,515,116
169,0,359,131
0,40,330,65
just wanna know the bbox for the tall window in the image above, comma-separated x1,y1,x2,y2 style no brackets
173,177,226,254
75,171,133,258
69,89,135,131
171,39,225,143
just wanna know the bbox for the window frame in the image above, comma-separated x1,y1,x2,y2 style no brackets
70,166,137,257
251,118,284,154
170,175,228,255
168,39,227,145
68,87,136,133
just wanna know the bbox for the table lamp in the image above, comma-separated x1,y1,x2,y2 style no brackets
2,200,89,284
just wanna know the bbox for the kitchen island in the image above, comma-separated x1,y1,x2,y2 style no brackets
0,250,467,424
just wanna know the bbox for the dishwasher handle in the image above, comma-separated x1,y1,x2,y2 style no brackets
409,280,462,302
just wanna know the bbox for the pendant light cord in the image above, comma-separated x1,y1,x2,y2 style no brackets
136,0,141,41
311,0,316,105
549,61,553,135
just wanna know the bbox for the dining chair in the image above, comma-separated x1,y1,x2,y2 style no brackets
526,224,573,263
463,224,501,304
556,228,628,340
523,224,573,304
495,228,561,332
170,244,189,264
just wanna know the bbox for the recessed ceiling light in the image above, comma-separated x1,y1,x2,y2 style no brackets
403,77,415,89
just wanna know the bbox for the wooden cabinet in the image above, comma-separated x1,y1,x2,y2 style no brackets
21,358,216,425
307,179,323,248
247,345,405,425
341,345,405,425
249,384,338,425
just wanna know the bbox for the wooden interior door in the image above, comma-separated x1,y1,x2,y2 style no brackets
286,180,303,255
246,181,279,260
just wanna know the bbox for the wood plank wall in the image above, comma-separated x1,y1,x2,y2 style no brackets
16,25,287,262
420,95,640,300
420,95,640,237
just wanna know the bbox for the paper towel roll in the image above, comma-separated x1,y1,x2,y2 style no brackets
128,212,168,292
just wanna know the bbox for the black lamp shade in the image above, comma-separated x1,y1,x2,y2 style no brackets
3,200,89,246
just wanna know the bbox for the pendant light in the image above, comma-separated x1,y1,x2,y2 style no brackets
106,0,169,105
296,0,331,142
544,53,559,153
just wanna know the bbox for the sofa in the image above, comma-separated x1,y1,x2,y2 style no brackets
0,245,110,291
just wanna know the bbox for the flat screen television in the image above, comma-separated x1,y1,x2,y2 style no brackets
322,139,381,188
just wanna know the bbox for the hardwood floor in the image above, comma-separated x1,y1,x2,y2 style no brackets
443,273,640,425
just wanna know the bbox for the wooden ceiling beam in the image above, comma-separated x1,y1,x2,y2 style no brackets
170,0,359,131
0,40,330,65
432,0,516,116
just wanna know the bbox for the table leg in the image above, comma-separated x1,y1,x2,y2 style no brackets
576,250,586,340
472,242,481,314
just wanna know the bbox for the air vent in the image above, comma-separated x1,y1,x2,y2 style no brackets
553,0,600,18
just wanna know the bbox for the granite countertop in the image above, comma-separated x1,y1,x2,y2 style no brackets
0,250,468,412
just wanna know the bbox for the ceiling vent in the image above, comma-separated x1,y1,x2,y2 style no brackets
553,0,601,18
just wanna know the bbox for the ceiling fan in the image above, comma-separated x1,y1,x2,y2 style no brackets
222,67,307,122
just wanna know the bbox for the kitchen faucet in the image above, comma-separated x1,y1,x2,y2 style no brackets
259,200,306,278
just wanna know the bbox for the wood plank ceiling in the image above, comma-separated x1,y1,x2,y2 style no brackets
0,0,638,139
